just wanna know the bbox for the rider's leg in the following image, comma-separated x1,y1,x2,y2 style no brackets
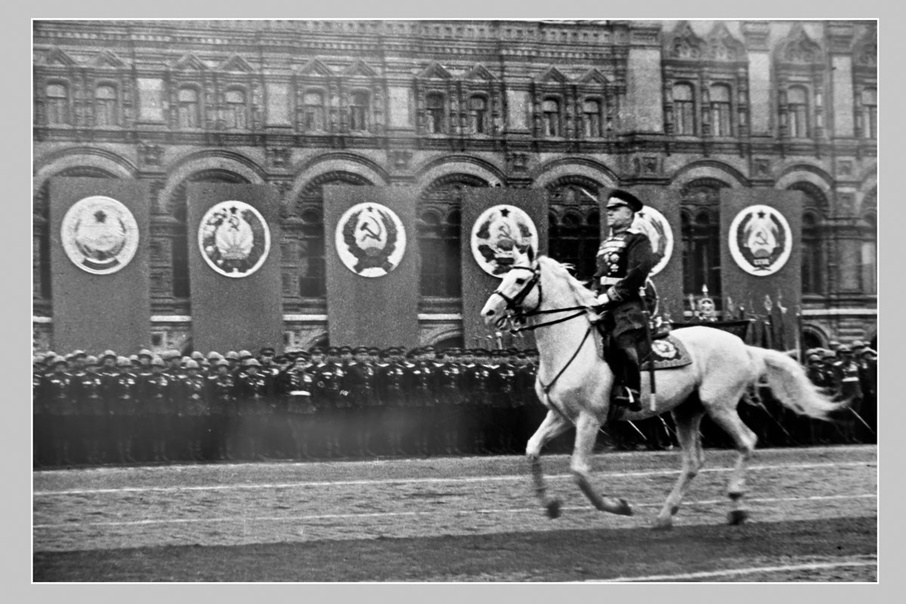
613,332,642,410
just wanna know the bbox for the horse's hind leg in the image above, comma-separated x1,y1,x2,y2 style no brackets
653,403,705,530
705,400,758,525
526,410,572,519
571,411,633,516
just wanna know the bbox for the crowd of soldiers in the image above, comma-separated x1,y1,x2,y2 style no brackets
32,345,553,467
32,339,878,468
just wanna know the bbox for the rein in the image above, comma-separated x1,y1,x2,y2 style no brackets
492,264,590,333
492,261,597,417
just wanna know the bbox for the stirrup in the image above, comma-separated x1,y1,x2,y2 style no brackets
614,387,642,412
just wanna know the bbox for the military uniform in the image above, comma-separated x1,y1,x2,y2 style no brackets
207,361,237,459
43,358,75,465
73,358,107,463
309,349,344,458
594,190,658,411
236,359,270,460
377,348,408,455
33,358,50,467
462,350,492,454
343,347,378,456
406,349,435,456
280,354,316,459
435,349,465,454
178,362,208,460
140,359,175,462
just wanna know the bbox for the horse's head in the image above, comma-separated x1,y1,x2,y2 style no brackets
480,247,540,329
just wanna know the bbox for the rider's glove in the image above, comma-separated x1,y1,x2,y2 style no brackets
595,292,610,306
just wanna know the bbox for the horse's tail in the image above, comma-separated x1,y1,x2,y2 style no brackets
746,346,844,420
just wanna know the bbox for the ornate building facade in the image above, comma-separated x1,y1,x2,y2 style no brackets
33,19,878,353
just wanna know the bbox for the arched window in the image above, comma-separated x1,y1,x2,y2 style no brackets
583,98,602,138
542,98,561,137
46,83,69,125
418,175,489,298
801,212,823,295
680,179,726,305
546,179,602,281
178,87,200,128
469,95,488,134
349,91,369,132
787,86,809,137
673,83,695,135
862,88,877,139
95,84,117,127
297,207,326,298
710,83,732,136
426,92,446,134
303,90,326,131
224,88,247,129
861,214,877,295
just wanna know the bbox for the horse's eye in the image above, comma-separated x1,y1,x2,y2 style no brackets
515,278,526,285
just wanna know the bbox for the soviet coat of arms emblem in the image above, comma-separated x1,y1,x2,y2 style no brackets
198,201,271,278
335,203,407,278
728,204,793,277
631,206,673,277
471,205,539,277
60,195,140,275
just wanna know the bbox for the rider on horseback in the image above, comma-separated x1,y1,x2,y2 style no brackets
592,189,659,412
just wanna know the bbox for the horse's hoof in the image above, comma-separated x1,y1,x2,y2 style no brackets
652,519,673,531
615,498,634,516
546,499,562,519
727,510,748,525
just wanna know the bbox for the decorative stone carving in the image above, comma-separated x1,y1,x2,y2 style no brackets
138,142,163,167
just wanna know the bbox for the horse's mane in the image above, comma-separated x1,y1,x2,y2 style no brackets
537,256,597,306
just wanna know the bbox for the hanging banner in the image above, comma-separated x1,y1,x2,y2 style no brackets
324,186,419,349
186,183,283,354
50,178,151,354
461,189,548,351
720,189,803,335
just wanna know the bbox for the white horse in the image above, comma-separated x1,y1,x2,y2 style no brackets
480,251,844,529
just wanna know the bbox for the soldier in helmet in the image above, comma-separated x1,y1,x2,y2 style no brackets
33,354,49,467
406,347,435,456
207,358,237,460
138,356,175,462
434,348,464,455
377,347,408,456
280,352,316,460
73,356,107,464
342,346,378,457
590,189,659,412
236,358,269,460
178,359,208,461
832,345,863,443
107,356,140,463
43,356,75,465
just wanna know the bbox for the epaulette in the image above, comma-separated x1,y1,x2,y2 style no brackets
626,227,642,235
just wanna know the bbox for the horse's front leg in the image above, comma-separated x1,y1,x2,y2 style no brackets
526,409,571,519
571,412,633,516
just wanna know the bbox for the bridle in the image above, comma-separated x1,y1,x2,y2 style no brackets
490,263,589,333
489,260,595,414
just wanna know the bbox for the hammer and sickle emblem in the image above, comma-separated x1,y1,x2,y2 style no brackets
359,214,383,242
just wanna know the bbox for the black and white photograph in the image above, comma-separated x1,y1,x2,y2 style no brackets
29,13,881,584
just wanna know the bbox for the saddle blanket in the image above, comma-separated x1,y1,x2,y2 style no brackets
645,334,692,370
